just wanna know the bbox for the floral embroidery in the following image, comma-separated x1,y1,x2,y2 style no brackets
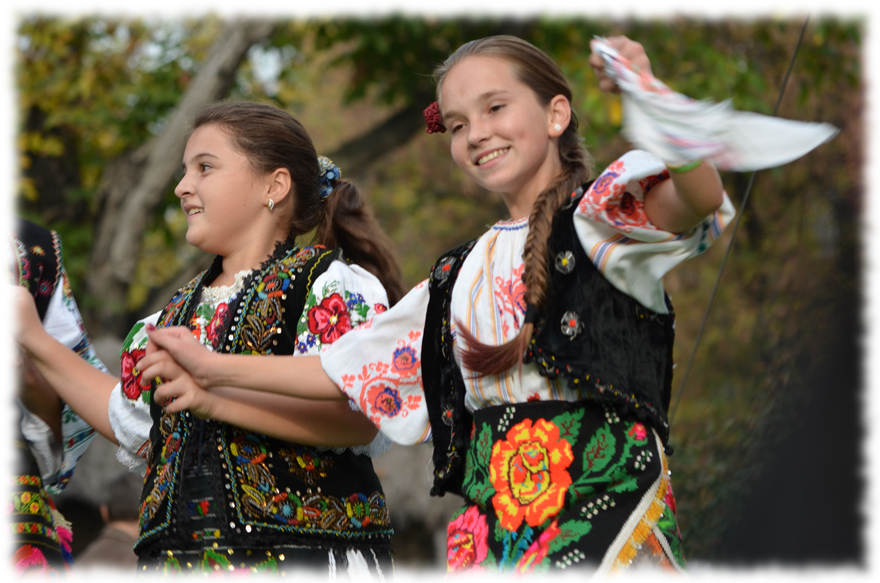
604,190,651,231
140,413,184,529
628,422,648,442
345,339,423,425
664,482,677,517
447,505,490,571
368,385,403,418
489,418,574,531
205,303,229,348
307,292,353,343
297,283,377,353
120,348,147,400
577,159,661,232
515,519,561,572
578,161,627,217
639,171,669,194
391,345,419,375
277,445,335,486
494,264,527,334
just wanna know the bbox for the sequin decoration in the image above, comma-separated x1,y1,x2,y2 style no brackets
560,311,583,338
555,251,575,274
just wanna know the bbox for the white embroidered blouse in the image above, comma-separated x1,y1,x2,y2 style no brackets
321,151,736,445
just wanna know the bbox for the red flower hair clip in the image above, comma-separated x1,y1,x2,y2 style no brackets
423,101,446,134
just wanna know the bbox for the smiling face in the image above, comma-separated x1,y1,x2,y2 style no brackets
439,55,565,218
174,124,276,257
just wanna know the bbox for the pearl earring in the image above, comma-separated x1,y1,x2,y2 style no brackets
266,199,275,212
554,124,562,132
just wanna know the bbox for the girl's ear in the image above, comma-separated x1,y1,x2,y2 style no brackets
548,94,572,137
266,167,292,205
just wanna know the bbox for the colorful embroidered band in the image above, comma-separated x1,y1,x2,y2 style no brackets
318,156,341,200
424,102,446,134
667,160,702,173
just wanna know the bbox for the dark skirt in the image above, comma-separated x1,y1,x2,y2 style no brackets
445,400,686,574
136,465,393,577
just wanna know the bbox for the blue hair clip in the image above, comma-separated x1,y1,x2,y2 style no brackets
318,156,341,200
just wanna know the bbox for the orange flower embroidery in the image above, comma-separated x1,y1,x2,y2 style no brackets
489,418,574,531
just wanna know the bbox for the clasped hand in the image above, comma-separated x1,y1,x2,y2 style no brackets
137,326,217,418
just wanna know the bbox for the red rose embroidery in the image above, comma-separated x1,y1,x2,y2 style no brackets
447,505,489,571
206,303,229,348
121,348,147,400
374,303,387,314
628,422,647,442
307,293,353,344
490,418,574,531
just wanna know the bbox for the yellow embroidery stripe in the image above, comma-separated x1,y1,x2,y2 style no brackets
596,430,671,574
305,248,336,292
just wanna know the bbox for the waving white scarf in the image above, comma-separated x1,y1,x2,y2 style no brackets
591,37,838,171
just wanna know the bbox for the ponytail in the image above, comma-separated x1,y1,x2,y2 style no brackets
313,180,405,306
191,102,404,307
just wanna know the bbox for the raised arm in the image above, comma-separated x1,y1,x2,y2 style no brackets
642,162,724,233
589,35,724,233
14,286,119,443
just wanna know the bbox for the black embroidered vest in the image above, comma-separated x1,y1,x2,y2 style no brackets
136,243,392,555
12,219,61,320
423,185,676,497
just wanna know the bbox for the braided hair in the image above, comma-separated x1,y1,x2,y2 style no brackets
434,36,593,376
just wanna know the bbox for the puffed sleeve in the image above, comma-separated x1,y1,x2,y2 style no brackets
293,260,395,456
574,149,736,313
319,279,432,446
107,312,161,474
19,267,109,494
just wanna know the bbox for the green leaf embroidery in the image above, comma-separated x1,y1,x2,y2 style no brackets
582,425,616,476
121,321,145,351
552,408,585,446
549,518,593,555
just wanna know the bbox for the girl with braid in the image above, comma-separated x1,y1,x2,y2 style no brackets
15,101,404,576
137,35,832,574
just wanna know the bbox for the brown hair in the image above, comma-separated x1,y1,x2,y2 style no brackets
192,101,404,305
435,36,593,376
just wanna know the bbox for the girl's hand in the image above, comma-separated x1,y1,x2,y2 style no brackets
139,343,217,418
589,35,652,93
142,325,217,387
152,366,219,419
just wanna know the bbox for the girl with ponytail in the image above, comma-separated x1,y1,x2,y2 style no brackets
136,34,826,574
15,100,402,574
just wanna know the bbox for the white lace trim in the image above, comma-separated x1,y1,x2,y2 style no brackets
200,269,252,303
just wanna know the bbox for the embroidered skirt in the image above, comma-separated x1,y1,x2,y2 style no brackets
446,400,686,574
9,440,73,574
